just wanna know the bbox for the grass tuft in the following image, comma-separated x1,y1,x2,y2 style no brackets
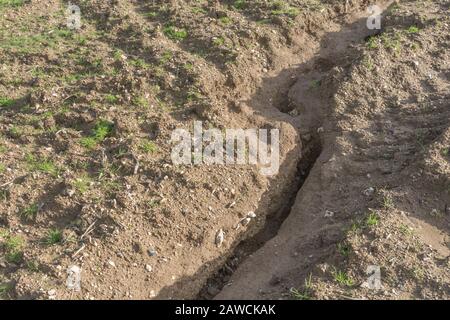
163,25,188,41
20,203,39,221
4,235,25,263
0,97,14,107
366,211,379,227
44,229,63,245
333,269,354,287
140,140,157,153
0,0,25,8
81,120,114,149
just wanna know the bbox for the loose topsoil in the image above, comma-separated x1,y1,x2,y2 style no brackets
0,0,449,300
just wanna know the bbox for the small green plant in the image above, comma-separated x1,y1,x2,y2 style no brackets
115,147,128,158
333,269,354,287
285,7,300,18
271,2,300,18
290,287,310,300
21,203,39,221
4,235,24,263
148,199,160,208
105,94,119,104
0,282,12,299
130,58,151,69
337,242,351,257
0,0,25,8
132,96,149,108
410,42,420,51
440,147,449,157
290,274,313,300
8,126,22,138
163,25,188,41
0,228,8,238
144,11,158,18
44,229,63,245
72,175,92,194
187,90,202,102
213,37,225,46
219,16,232,25
80,137,96,149
233,0,246,10
367,36,379,49
113,49,123,61
75,35,87,45
399,224,413,236
366,212,379,227
0,97,14,107
25,154,59,176
26,260,40,272
191,7,206,14
36,160,59,175
183,62,194,71
5,235,23,252
6,250,22,264
140,140,157,153
363,56,374,71
159,50,173,65
309,79,321,89
81,120,114,149
382,194,394,209
381,33,401,53
412,266,425,281
348,219,363,234
55,29,72,38
0,189,8,201
407,26,420,34
256,19,271,25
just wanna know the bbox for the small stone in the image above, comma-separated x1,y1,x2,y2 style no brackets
145,264,153,272
324,210,335,218
66,265,81,291
65,188,75,197
215,229,225,247
48,289,57,299
319,263,329,273
147,248,157,257
149,290,156,298
107,260,116,268
363,187,375,197
247,211,256,219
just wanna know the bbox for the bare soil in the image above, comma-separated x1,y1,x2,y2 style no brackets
0,0,449,300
